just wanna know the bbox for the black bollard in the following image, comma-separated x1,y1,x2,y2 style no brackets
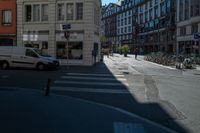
45,78,51,96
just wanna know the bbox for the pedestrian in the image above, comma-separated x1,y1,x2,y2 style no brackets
135,47,138,59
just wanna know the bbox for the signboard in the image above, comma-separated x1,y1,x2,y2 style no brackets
62,24,71,30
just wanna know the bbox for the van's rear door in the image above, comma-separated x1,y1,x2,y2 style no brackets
11,47,26,67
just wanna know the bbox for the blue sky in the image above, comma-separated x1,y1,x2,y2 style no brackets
102,0,117,5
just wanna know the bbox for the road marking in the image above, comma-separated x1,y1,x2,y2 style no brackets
54,80,129,87
114,122,145,133
51,87,130,94
61,76,127,81
66,73,124,77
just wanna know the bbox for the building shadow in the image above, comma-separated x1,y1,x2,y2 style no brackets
58,62,189,133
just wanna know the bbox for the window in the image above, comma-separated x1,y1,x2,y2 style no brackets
139,14,143,23
58,4,64,21
125,18,127,25
154,6,158,18
42,4,48,21
67,3,74,20
179,0,183,21
155,0,158,4
145,12,148,22
25,5,32,22
56,42,83,59
2,10,12,24
180,26,186,36
128,26,131,32
161,2,166,16
76,3,83,20
166,0,171,13
149,9,153,20
26,49,38,58
190,0,200,17
42,42,48,49
184,0,189,20
33,5,40,21
191,23,198,34
128,17,131,24
150,0,152,7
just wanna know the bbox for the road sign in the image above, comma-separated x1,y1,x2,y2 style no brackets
62,24,71,30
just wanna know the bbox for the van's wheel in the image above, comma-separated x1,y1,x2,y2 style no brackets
1,61,9,70
37,63,45,70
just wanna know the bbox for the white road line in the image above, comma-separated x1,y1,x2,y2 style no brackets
114,122,145,133
66,73,125,77
61,76,127,81
51,87,130,94
54,80,129,86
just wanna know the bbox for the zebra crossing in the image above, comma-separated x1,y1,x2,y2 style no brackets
51,72,130,94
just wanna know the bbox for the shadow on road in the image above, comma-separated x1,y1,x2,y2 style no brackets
55,62,189,133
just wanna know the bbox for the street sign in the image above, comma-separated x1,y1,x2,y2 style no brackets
62,24,71,30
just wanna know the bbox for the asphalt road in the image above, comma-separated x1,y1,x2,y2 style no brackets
1,55,200,133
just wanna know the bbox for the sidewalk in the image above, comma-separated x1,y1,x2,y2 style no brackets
0,88,175,133
110,53,200,71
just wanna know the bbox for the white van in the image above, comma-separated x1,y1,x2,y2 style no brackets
0,46,60,70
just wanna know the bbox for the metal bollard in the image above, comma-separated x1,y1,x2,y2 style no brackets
45,78,51,96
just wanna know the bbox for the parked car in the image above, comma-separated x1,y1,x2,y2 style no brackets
0,46,60,70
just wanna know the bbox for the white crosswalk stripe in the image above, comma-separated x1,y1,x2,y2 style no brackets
54,80,129,86
66,73,125,77
52,73,130,94
51,87,130,94
61,76,127,81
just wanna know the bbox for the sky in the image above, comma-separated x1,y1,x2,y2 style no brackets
102,0,117,5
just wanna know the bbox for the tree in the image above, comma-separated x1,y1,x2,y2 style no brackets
100,35,107,43
121,45,130,57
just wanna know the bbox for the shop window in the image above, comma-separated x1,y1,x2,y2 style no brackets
57,42,83,60
42,42,48,49
0,38,13,46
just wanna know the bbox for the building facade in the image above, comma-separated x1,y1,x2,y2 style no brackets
116,0,135,53
135,0,176,54
102,0,136,53
0,0,16,46
17,0,101,66
101,3,119,52
176,0,200,55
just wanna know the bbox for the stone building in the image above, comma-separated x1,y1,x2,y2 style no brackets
17,0,101,66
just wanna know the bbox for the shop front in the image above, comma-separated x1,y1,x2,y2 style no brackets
0,36,16,46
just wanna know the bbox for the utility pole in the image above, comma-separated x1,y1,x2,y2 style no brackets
62,24,71,69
